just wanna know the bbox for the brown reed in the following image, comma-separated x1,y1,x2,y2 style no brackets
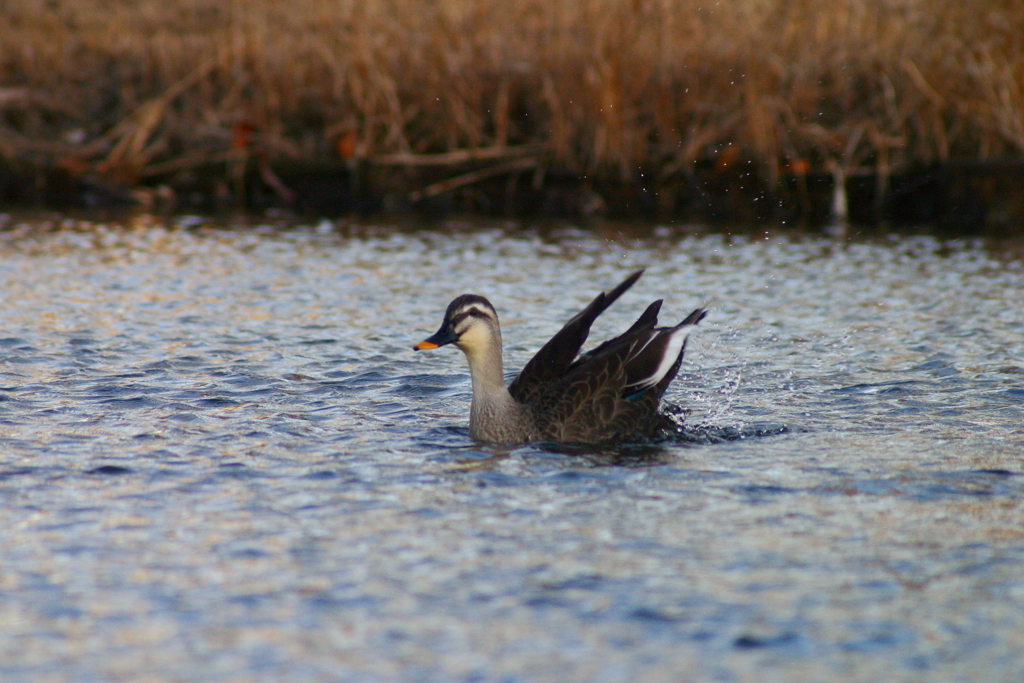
1,0,1021,188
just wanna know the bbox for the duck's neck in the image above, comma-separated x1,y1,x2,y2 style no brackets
461,340,532,441
464,339,512,407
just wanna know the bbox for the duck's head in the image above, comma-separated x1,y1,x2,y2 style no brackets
414,294,501,356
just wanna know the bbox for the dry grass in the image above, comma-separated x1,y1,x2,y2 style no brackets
1,0,1022,188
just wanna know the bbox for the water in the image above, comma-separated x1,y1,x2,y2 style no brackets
0,216,1022,682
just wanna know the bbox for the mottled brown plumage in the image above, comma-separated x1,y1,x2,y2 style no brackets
414,270,706,444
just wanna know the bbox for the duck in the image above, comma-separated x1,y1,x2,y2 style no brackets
413,269,706,444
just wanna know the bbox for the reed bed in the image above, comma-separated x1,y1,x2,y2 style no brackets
1,0,1022,194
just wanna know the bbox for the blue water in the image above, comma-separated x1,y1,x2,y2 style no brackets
0,216,1022,682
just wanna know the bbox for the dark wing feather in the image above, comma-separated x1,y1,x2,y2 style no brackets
534,352,664,443
622,308,707,398
572,299,662,367
677,307,708,328
651,308,707,395
531,307,707,443
508,269,644,404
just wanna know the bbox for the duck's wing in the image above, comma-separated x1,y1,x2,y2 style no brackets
533,307,707,442
571,299,662,367
508,269,644,404
532,352,663,443
617,307,707,400
568,307,705,397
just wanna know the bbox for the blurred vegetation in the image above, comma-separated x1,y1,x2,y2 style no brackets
0,0,1021,194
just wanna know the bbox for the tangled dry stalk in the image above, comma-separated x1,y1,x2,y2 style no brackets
0,0,1021,194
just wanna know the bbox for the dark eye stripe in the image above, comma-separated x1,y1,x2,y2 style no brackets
451,306,492,328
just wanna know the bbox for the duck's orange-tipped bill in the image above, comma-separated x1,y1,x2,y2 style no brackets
414,324,457,351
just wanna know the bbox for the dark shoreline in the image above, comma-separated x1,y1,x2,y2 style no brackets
2,156,1022,234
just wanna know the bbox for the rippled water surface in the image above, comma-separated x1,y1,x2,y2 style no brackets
0,217,1022,682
